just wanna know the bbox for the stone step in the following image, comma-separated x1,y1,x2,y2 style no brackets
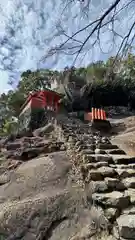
123,206,135,215
90,181,108,193
97,143,119,150
122,177,135,189
125,188,135,205
105,177,126,191
92,191,130,209
80,149,95,155
90,178,125,193
82,162,108,170
82,154,113,164
110,164,135,169
114,214,135,239
110,155,135,165
86,167,117,181
86,170,104,181
115,169,135,179
105,149,126,155
98,167,118,178
95,149,107,154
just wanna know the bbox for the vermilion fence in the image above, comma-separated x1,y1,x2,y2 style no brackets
84,108,107,121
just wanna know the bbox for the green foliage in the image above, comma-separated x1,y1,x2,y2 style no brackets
7,91,25,116
2,119,18,136
18,69,57,95
86,61,106,82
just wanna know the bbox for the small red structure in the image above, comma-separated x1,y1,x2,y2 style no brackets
18,89,62,131
20,89,61,115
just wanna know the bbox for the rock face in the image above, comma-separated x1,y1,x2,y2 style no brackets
0,122,108,240
0,151,101,240
0,115,135,239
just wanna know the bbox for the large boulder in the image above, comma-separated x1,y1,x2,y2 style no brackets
33,123,54,137
0,151,107,239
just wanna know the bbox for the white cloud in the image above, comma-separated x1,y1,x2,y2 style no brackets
0,0,134,93
0,71,12,93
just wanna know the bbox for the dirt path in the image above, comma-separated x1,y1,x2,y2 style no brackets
110,115,135,156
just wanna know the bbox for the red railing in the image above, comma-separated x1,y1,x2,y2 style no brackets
84,108,107,121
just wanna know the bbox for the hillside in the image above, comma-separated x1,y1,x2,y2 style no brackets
0,54,135,239
1,53,135,136
0,113,135,239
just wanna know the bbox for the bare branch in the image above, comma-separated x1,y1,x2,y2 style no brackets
44,0,122,63
41,0,135,75
72,0,122,63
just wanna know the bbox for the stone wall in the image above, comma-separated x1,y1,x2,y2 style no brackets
54,116,135,240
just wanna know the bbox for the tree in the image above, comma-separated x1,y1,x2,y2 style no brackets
0,0,134,86
18,70,56,95
1,52,135,136
2,119,18,135
43,0,135,69
7,91,25,116
117,52,135,88
86,61,106,82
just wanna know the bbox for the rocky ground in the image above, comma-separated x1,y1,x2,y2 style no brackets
0,114,135,239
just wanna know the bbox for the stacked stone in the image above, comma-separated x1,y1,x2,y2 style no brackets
56,116,135,240
1,136,66,163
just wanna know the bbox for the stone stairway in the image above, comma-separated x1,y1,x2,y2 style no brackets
55,118,135,239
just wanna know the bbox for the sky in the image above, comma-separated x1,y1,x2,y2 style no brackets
0,0,134,94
